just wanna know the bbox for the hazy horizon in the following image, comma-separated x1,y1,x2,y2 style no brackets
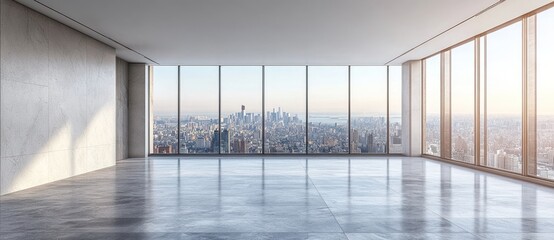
152,65,404,116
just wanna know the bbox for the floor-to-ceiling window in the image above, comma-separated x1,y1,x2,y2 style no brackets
424,54,441,157
264,66,306,153
152,66,178,154
350,66,387,153
389,66,403,153
536,7,554,179
308,66,349,153
179,66,219,154
484,21,522,173
450,41,475,163
150,65,402,155
221,66,263,154
417,5,554,184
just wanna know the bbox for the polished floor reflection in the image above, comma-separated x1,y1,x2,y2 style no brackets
1,157,554,239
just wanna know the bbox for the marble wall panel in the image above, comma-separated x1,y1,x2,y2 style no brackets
0,80,49,157
116,58,129,161
0,0,116,195
128,64,147,158
47,21,88,151
0,0,48,86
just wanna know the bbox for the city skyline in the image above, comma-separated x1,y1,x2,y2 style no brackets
153,104,402,154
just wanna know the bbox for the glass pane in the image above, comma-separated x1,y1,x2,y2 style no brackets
264,66,306,153
389,66,403,153
221,66,262,153
485,22,522,173
451,41,475,163
152,66,178,154
308,66,349,153
536,8,554,179
425,54,441,156
179,66,219,154
350,66,387,153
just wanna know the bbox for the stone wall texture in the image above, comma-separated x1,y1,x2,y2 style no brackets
0,0,116,195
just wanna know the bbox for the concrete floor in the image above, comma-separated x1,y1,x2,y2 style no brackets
1,157,554,239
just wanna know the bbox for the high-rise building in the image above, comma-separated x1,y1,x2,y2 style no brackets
367,133,374,153
241,105,246,121
351,129,360,153
232,139,247,153
212,129,230,153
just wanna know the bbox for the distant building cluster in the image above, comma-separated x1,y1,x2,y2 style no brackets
425,115,554,179
153,105,403,154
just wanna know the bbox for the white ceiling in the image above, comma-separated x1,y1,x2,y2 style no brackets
15,0,554,65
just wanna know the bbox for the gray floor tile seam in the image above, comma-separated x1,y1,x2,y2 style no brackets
298,161,348,235
424,204,494,220
371,179,404,196
307,177,404,195
344,232,353,240
314,172,406,196
437,213,489,238
306,168,448,218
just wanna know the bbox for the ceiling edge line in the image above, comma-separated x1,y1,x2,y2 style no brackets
385,0,505,65
34,0,159,64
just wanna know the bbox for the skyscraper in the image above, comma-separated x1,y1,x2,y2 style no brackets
232,139,247,153
367,133,374,153
212,129,230,153
241,105,246,121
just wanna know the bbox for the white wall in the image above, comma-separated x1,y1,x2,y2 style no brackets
0,0,116,195
402,60,422,157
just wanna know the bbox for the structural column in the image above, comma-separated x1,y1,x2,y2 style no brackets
524,15,537,176
116,58,129,161
441,51,452,159
402,60,423,156
128,63,150,158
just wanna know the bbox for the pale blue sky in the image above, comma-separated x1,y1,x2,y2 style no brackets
265,66,306,116
451,40,474,115
220,66,263,115
152,65,401,116
351,66,387,117
486,21,522,116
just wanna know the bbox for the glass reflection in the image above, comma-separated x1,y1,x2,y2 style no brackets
264,66,306,153
425,54,441,156
221,66,263,154
485,22,522,173
451,41,475,163
152,66,178,154
351,66,387,153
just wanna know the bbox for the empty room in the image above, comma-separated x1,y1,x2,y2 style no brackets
1,0,554,239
